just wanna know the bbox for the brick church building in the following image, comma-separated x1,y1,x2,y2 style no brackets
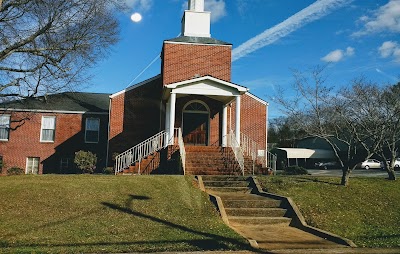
0,0,270,175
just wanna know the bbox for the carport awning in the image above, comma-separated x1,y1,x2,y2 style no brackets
277,148,334,159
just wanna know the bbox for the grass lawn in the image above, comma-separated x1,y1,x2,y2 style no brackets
0,175,248,253
257,175,400,248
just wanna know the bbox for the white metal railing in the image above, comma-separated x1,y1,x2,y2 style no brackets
114,130,169,174
240,132,277,174
175,128,186,175
227,130,245,176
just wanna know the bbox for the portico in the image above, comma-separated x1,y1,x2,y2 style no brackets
163,76,248,146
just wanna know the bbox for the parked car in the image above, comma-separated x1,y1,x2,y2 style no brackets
380,158,400,169
359,159,382,170
314,161,339,170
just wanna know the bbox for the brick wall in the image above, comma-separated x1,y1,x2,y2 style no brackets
229,93,267,150
0,111,109,175
108,77,163,164
162,42,232,85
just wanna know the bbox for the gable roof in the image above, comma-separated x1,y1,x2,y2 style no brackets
0,92,110,114
110,75,162,99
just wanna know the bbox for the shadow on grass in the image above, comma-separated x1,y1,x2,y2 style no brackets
292,176,342,186
101,194,267,253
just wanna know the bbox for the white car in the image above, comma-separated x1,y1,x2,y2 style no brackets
381,158,400,169
360,159,381,170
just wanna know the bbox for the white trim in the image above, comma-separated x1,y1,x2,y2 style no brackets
0,108,108,115
40,116,56,143
164,40,232,47
245,92,268,105
0,114,10,141
110,74,162,99
26,157,40,174
166,75,248,92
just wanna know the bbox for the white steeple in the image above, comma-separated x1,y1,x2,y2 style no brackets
188,0,204,12
182,0,211,37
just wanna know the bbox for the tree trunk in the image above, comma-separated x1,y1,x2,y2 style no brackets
387,168,396,180
341,167,351,186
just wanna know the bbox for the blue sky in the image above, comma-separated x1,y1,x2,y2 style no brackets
88,0,400,118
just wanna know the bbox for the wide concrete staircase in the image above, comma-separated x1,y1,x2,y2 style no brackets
201,175,349,251
185,146,242,175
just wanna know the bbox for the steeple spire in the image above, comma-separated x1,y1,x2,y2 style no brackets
188,0,204,12
182,0,211,37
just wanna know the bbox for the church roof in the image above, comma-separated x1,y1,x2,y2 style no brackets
164,36,231,46
0,92,110,113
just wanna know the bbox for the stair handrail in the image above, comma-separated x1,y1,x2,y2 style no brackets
227,130,245,176
114,130,169,174
174,128,186,175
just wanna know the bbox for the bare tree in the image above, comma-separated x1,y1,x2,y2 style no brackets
275,68,387,186
0,0,121,102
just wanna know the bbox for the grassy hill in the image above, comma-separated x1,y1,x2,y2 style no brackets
0,175,248,253
258,176,400,248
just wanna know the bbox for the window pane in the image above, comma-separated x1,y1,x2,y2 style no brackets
0,128,9,140
86,130,99,143
86,118,99,131
42,117,55,129
42,129,55,141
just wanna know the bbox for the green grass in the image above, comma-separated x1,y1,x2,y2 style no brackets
257,176,400,248
0,175,248,253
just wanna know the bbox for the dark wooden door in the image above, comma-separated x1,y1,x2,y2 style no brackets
183,113,208,145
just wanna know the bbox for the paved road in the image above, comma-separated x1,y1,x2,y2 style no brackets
306,169,396,178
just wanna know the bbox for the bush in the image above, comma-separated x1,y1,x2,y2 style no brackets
74,151,97,174
283,166,308,175
103,167,114,175
7,167,24,176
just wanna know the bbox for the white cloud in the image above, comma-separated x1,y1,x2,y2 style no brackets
353,0,400,36
346,47,355,56
123,0,153,12
321,47,355,63
321,49,344,62
205,0,227,23
232,0,352,62
379,41,400,62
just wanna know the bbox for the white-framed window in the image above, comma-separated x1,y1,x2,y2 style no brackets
26,157,40,174
40,116,56,142
85,118,100,143
0,115,10,141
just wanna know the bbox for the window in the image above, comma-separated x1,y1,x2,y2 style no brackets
41,116,56,142
60,158,71,172
0,115,10,141
85,118,100,143
26,157,40,174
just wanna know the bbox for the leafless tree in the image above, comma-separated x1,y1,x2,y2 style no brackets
274,67,397,186
0,0,122,102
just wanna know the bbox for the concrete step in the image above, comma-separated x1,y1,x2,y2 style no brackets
228,216,292,226
225,207,288,217
203,180,249,188
205,186,251,193
201,175,249,181
223,199,283,208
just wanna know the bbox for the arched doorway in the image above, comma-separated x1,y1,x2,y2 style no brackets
182,101,209,146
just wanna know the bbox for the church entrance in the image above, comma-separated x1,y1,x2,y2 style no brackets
182,101,209,146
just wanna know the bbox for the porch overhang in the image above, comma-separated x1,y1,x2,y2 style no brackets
163,75,248,103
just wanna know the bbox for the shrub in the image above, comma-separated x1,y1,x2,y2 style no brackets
103,167,114,175
7,167,24,176
74,151,97,174
283,166,308,175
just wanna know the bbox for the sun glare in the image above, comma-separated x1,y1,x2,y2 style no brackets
130,13,142,23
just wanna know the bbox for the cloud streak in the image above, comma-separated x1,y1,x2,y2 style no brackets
232,0,352,62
